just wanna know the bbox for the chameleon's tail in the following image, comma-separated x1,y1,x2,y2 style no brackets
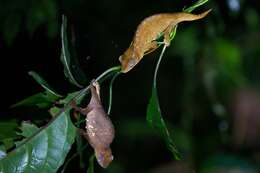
175,9,212,23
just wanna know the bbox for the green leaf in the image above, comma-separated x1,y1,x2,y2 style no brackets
0,120,19,141
146,0,210,160
11,91,60,109
58,90,85,106
49,106,61,117
200,154,258,173
183,0,209,13
17,122,39,138
147,87,180,160
87,154,95,173
3,13,21,45
0,109,76,173
0,146,6,159
25,0,58,37
28,71,62,97
60,15,87,88
0,120,19,151
15,122,39,147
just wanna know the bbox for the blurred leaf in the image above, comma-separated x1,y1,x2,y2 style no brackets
76,133,85,169
87,154,95,173
26,1,45,34
26,0,57,37
215,39,241,69
0,120,19,151
214,38,245,85
0,146,6,159
11,91,59,109
183,0,209,13
0,109,76,173
147,87,180,160
0,120,19,141
2,13,21,45
42,0,58,37
200,154,258,173
245,8,259,30
28,71,62,97
117,118,156,140
49,106,60,117
169,28,199,58
61,15,87,88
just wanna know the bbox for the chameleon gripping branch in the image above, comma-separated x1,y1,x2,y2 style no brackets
71,80,115,168
119,9,211,73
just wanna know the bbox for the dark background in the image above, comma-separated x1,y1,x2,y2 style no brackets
1,0,260,172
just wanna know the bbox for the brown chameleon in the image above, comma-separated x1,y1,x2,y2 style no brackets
119,9,211,73
71,80,114,168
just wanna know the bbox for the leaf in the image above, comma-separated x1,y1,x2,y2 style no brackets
0,146,6,159
0,120,19,141
15,122,39,147
0,109,76,173
17,122,39,138
147,87,180,160
60,15,87,88
49,106,61,117
3,13,21,45
28,71,62,97
200,154,258,173
87,154,95,173
11,91,60,109
0,120,19,151
145,0,210,160
183,0,209,13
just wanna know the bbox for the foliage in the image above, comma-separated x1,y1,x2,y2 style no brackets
0,109,76,173
1,0,260,172
0,0,58,45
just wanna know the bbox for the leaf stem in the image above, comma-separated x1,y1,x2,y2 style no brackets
72,65,121,103
153,45,167,87
95,66,121,82
107,72,121,115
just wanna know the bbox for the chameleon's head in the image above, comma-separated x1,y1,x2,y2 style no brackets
119,47,139,73
95,147,113,168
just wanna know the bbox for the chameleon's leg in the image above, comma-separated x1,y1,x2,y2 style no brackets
163,25,176,47
70,100,90,114
144,41,159,55
91,80,101,99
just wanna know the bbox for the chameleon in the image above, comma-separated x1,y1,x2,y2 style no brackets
71,80,114,168
119,9,211,73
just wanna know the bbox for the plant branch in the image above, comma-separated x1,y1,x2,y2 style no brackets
107,72,121,115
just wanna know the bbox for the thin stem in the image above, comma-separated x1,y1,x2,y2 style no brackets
96,66,121,82
107,72,121,115
71,66,121,103
153,45,167,87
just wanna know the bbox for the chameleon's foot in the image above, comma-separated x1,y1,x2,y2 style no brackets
163,37,171,47
91,80,101,98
